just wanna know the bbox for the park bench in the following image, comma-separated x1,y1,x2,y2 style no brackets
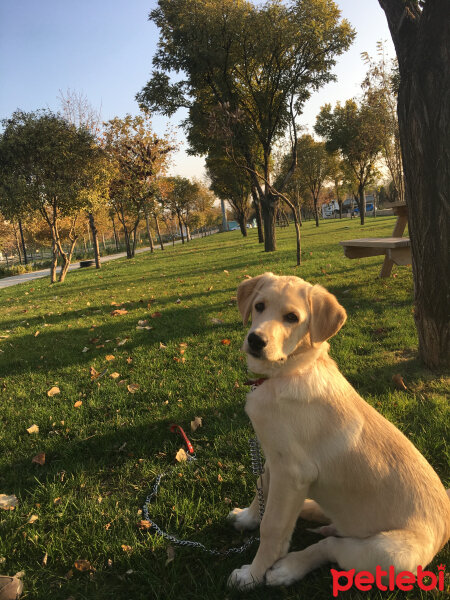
339,202,411,278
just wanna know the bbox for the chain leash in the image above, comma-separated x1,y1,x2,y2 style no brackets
142,431,265,556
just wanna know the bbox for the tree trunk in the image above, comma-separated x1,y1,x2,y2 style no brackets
251,186,264,244
144,208,154,253
379,0,449,368
59,238,77,282
290,206,301,266
50,239,58,284
358,185,366,225
87,212,101,269
261,193,277,251
237,214,248,237
177,211,185,244
154,215,164,250
111,216,120,251
313,197,319,227
18,219,28,265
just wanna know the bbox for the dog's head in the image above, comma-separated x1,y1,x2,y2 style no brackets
237,273,346,373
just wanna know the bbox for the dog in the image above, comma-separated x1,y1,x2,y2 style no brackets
227,272,450,589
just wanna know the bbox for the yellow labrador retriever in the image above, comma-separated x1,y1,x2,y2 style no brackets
228,272,450,589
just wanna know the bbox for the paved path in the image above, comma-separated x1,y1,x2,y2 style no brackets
0,233,215,289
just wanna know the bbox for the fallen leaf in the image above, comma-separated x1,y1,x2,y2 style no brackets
217,474,223,483
105,522,111,530
42,552,48,567
32,452,46,466
175,298,181,304
89,337,100,344
53,497,61,505
0,494,18,510
223,270,229,275
392,373,407,390
74,560,93,572
127,383,140,394
137,320,148,326
179,343,187,348
221,339,231,346
90,366,99,380
136,325,153,330
121,545,132,553
165,545,175,566
27,424,39,435
74,400,83,408
117,338,129,346
105,355,115,361
111,309,128,317
175,448,187,462
190,416,202,432
244,274,252,279
82,347,89,353
159,342,167,350
151,312,162,318
126,357,133,364
110,372,120,380
211,318,223,324
138,520,152,530
27,514,39,524
47,386,60,397
34,331,40,337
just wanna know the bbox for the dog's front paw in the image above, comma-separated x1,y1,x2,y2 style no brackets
227,564,262,589
266,554,303,587
227,507,259,531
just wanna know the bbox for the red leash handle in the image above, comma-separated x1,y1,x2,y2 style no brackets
170,424,195,455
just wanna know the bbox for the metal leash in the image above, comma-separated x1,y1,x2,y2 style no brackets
142,430,265,556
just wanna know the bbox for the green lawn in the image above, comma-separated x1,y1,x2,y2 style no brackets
0,217,448,599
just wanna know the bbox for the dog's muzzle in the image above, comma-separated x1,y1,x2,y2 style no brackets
247,332,267,358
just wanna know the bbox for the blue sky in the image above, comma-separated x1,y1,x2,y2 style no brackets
0,0,395,179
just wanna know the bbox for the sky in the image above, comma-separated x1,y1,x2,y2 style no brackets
0,0,395,180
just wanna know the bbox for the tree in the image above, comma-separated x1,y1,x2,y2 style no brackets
327,152,346,218
138,0,354,252
295,135,332,227
361,43,404,204
315,98,384,224
377,0,449,368
0,110,105,282
103,113,175,258
163,177,201,243
206,153,251,237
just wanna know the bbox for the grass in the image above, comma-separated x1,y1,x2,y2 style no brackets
0,216,448,600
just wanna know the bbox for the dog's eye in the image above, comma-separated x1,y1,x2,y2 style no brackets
254,302,265,312
285,312,299,323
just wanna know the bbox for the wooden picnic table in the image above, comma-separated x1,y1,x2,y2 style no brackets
339,202,411,278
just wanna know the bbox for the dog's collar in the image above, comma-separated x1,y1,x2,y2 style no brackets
244,371,269,387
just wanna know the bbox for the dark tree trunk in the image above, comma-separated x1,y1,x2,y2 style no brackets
251,186,264,244
313,198,319,227
154,215,164,250
144,207,154,252
176,211,185,244
50,239,58,284
237,214,248,237
379,0,449,368
18,219,28,265
261,193,277,251
111,216,120,251
358,185,366,225
290,206,301,266
87,212,101,269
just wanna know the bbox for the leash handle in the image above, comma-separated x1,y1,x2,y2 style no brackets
170,424,195,455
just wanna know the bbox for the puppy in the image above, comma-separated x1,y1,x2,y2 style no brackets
228,273,450,589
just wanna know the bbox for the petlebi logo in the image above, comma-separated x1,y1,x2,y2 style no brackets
331,564,446,596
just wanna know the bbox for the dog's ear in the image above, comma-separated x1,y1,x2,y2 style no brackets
237,273,273,325
309,284,347,344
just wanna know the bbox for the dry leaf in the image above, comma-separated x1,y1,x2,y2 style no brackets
175,298,181,304
0,494,18,510
137,320,148,326
105,355,115,361
121,545,132,553
223,270,229,275
211,318,223,324
34,331,40,337
90,337,100,344
127,383,140,394
42,552,48,567
175,448,187,462
117,338,128,346
82,347,89,353
159,342,167,350
179,342,187,348
47,386,60,397
74,560,92,572
90,366,99,380
190,416,202,432
53,497,61,505
151,312,162,318
27,424,39,435
110,372,120,380
28,514,39,524
217,474,223,483
126,357,133,364
221,339,231,346
105,522,111,530
74,400,83,408
137,520,152,530
392,374,407,390
244,274,252,279
165,545,175,566
111,309,128,317
32,452,46,466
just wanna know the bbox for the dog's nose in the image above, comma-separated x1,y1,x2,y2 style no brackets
247,332,267,354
